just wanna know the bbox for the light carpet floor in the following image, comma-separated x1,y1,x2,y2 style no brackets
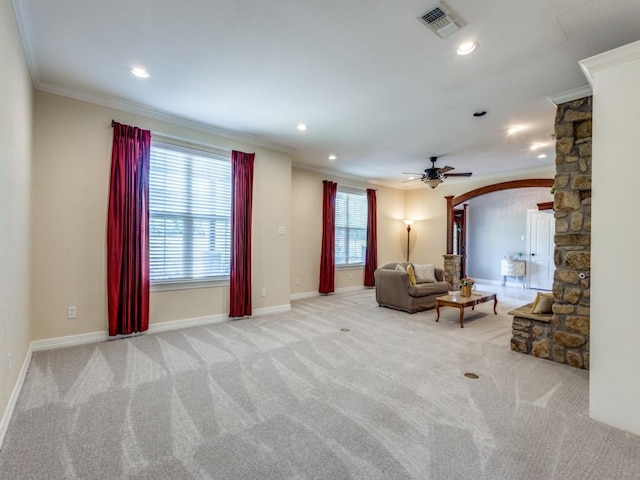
1,288,640,479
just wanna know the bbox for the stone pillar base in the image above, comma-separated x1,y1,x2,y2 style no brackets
443,254,462,290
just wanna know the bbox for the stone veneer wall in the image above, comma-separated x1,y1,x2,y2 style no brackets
442,254,461,290
547,96,592,369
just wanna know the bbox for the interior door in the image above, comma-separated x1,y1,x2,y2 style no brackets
527,210,555,290
453,205,467,278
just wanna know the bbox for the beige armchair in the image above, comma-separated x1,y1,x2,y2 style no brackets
374,262,451,313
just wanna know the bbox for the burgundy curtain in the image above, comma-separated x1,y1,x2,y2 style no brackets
319,180,337,294
364,188,378,287
107,122,151,336
229,150,255,318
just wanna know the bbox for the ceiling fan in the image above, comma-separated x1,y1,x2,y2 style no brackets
403,156,472,189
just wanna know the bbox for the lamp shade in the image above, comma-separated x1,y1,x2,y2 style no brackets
403,219,415,226
425,178,443,189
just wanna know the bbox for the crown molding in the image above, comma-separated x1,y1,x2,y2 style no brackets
291,162,399,189
580,40,640,86
35,81,296,155
548,85,592,105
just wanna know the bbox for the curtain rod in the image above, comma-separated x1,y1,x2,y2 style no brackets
326,180,377,191
110,120,232,153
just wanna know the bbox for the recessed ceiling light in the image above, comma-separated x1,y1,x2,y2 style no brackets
131,67,150,78
297,124,308,131
537,154,548,159
507,126,521,135
408,176,415,180
457,41,478,56
328,155,337,160
530,143,542,151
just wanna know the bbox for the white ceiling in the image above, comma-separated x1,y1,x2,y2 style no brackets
12,0,640,187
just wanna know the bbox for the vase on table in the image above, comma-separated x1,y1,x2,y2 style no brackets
461,285,472,297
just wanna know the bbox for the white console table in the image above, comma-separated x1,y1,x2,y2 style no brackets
501,258,526,288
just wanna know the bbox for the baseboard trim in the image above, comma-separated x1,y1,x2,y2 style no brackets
30,303,296,352
148,313,229,333
290,291,319,300
474,278,527,288
252,304,291,317
0,343,33,451
335,285,366,293
31,331,109,351
474,278,501,286
289,285,369,300
290,286,366,300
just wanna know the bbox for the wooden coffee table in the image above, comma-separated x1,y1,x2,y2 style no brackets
435,291,498,328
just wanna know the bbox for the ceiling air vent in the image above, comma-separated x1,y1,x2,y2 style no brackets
418,1,466,39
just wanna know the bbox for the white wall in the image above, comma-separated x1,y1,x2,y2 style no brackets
0,0,33,441
31,91,292,340
581,40,640,436
466,188,552,282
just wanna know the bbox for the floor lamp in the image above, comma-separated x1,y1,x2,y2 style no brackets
403,220,415,262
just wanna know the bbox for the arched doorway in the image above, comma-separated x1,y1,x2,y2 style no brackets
444,179,554,277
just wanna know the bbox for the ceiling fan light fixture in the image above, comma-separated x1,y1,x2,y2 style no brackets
425,178,443,189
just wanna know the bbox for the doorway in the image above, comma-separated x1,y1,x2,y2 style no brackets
526,210,555,290
452,205,467,278
445,179,554,286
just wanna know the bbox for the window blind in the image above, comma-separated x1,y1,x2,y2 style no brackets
149,143,231,283
335,190,367,265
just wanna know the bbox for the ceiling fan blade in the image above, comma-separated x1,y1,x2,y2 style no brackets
402,172,426,175
443,172,473,178
438,166,455,174
401,177,422,183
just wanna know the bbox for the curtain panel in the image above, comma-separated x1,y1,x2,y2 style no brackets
319,180,337,294
364,188,377,287
229,150,255,318
107,122,151,336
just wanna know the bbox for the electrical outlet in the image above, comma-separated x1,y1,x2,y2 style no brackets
68,306,77,319
261,288,266,297
295,277,300,285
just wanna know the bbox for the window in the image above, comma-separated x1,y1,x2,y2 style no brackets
335,188,367,266
149,142,231,284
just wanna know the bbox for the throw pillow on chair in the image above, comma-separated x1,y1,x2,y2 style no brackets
413,263,437,283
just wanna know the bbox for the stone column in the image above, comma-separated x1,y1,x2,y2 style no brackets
442,254,461,290
550,96,592,369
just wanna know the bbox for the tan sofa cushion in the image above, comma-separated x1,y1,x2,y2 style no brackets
408,281,449,298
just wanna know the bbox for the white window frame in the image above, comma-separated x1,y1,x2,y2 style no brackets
335,187,368,268
149,141,231,291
